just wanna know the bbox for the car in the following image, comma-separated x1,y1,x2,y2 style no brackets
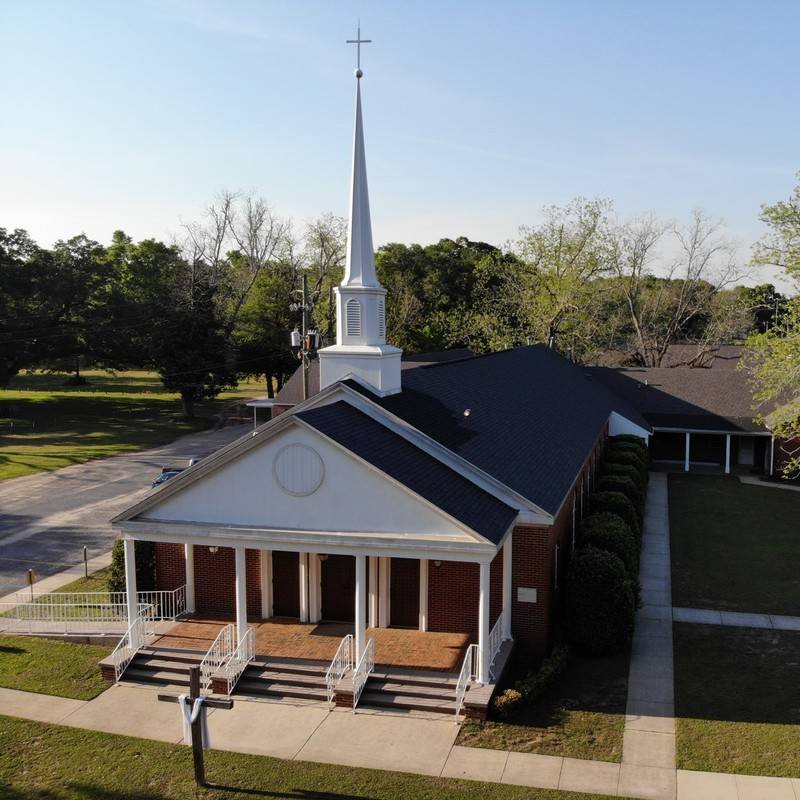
150,457,202,488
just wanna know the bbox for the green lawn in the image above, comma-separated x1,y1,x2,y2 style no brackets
674,622,800,777
669,473,800,615
0,370,264,481
456,652,629,763
0,716,612,800
0,634,111,700
52,566,112,594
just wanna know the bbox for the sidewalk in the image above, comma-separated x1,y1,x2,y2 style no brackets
673,606,800,631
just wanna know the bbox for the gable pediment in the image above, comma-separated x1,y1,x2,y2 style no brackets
133,421,481,542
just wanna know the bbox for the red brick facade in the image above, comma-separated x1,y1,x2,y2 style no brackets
151,423,609,662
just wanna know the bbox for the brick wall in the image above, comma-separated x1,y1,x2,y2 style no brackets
154,543,186,591
191,546,262,619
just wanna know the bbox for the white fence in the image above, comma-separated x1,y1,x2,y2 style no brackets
352,637,375,711
454,643,478,719
488,611,505,680
0,586,187,636
223,627,255,695
325,634,353,706
199,623,235,694
111,612,156,682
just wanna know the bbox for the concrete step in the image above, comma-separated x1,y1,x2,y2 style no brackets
358,690,455,715
123,667,191,686
243,669,328,689
247,659,329,678
372,669,459,690
235,680,329,701
133,656,198,673
138,646,206,664
365,679,457,701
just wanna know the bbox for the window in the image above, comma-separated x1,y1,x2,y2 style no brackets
377,297,385,339
345,298,362,336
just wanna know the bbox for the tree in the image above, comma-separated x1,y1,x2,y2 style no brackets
609,210,743,366
745,175,800,477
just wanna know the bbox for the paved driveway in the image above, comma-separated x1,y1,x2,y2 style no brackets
0,424,249,595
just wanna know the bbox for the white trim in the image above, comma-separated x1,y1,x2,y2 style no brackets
477,562,490,684
502,534,512,640
770,436,775,476
684,432,691,472
608,410,652,442
354,555,366,664
368,556,378,628
378,557,391,628
724,434,731,475
299,552,309,623
259,549,273,618
653,426,771,436
419,559,429,632
184,543,196,614
124,538,137,625
234,546,247,643
308,553,321,624
116,520,501,563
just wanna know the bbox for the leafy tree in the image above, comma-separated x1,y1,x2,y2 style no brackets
745,174,800,477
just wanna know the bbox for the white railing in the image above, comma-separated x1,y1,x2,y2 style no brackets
352,637,375,712
224,627,255,695
0,586,187,635
488,611,505,680
111,611,156,682
454,643,479,720
199,623,235,694
325,634,353,706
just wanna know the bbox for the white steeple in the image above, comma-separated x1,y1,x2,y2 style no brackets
318,27,402,396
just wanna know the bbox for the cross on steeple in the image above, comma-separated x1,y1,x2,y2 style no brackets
346,22,371,76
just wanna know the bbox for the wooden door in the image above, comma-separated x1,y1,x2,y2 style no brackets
272,551,299,617
321,555,355,622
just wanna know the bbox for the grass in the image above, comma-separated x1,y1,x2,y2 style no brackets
456,651,629,763
0,635,111,700
674,622,800,777
669,473,800,615
0,369,264,481
52,567,112,594
0,716,614,800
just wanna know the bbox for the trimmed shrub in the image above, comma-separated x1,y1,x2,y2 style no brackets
565,547,636,655
580,512,639,575
602,461,646,492
108,538,157,595
589,491,641,538
493,688,522,718
598,475,644,519
609,434,648,455
606,448,648,484
493,642,571,717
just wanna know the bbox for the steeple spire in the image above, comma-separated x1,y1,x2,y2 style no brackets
344,26,377,288
318,25,402,397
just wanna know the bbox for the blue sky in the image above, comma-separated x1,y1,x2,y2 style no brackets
1,0,798,287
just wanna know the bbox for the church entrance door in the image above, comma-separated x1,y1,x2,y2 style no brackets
390,557,419,628
272,551,300,617
321,554,355,622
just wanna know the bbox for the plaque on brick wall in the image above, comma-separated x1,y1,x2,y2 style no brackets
517,587,537,603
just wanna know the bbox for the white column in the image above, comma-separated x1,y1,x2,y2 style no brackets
418,559,429,632
259,549,273,619
184,543,196,614
354,555,367,665
234,546,248,644
478,561,490,685
378,557,391,628
299,552,309,623
368,556,378,628
724,434,731,475
502,534,513,640
123,538,138,625
684,432,691,472
308,554,321,624
770,436,775,476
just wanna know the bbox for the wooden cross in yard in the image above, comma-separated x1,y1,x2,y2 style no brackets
157,665,233,787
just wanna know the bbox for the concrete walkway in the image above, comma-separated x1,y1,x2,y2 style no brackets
621,472,677,800
673,607,800,632
2,683,800,798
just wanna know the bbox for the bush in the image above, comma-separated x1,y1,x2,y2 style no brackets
580,513,639,575
566,547,636,655
609,434,648,454
493,642,571,717
602,461,646,492
606,448,648,484
598,475,644,519
589,491,641,538
108,538,157,595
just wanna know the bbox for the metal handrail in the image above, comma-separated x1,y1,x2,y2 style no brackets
224,627,255,695
325,634,353,706
199,623,235,694
454,643,478,720
352,637,375,712
488,611,505,680
111,610,156,682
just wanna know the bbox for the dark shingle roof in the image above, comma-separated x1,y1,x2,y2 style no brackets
298,401,517,543
588,366,767,432
344,345,650,516
660,344,744,370
275,348,474,406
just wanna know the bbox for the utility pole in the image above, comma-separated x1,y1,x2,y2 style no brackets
302,273,309,401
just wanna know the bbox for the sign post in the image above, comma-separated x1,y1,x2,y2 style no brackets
157,665,233,787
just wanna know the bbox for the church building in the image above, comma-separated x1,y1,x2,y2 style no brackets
110,52,652,716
